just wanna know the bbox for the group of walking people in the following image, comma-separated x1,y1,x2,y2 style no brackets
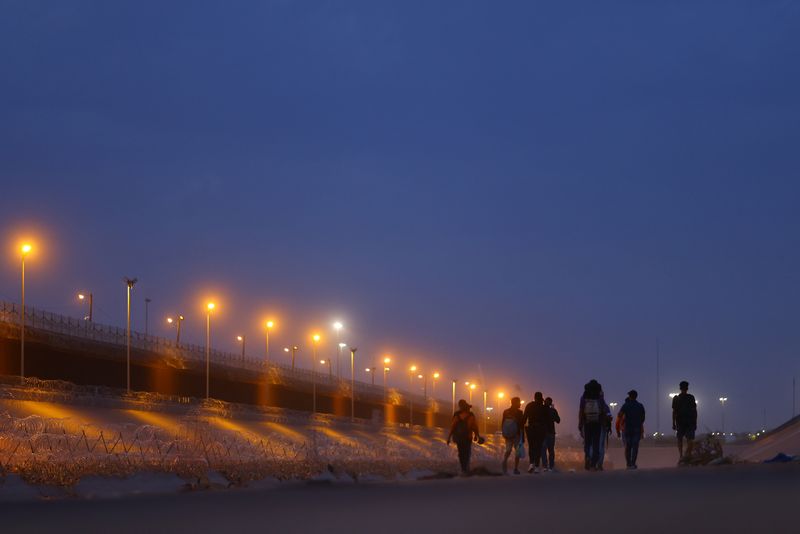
446,379,698,474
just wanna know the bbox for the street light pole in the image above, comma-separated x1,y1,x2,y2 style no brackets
719,397,728,434
452,379,456,415
409,366,416,426
483,390,487,434
333,321,343,380
206,302,215,399
265,321,274,366
144,298,151,335
78,292,93,322
237,335,246,361
124,277,137,394
312,334,320,413
20,244,31,382
350,347,357,422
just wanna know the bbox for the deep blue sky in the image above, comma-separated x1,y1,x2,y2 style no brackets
1,1,799,432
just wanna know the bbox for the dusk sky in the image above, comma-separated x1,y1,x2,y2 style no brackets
1,1,799,433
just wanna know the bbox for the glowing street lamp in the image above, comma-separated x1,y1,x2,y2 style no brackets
265,320,274,366
77,292,93,322
469,383,477,404
719,397,728,434
236,334,246,361
432,372,440,400
205,302,215,399
124,277,138,393
452,379,457,414
19,243,32,381
409,365,417,425
167,315,184,345
382,356,391,402
609,402,618,412
333,321,343,379
311,333,321,413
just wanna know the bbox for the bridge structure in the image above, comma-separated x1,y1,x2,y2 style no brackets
0,300,456,428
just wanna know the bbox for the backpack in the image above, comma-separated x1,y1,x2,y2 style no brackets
583,398,601,423
502,417,519,439
453,413,471,441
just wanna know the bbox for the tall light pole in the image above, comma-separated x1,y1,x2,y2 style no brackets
124,277,138,393
333,321,343,380
312,334,320,413
656,338,660,435
719,397,728,434
432,372,440,400
167,315,184,345
452,379,457,414
205,302,215,399
483,390,488,434
366,367,376,385
321,358,332,379
236,335,246,361
20,244,32,382
78,292,93,322
144,297,151,335
468,383,476,404
285,345,298,370
382,357,391,402
350,347,357,422
265,321,274,366
409,365,417,426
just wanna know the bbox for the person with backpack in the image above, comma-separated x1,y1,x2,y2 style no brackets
672,380,697,463
596,387,613,471
500,396,524,475
617,390,646,469
578,379,610,471
522,391,550,473
447,399,483,475
542,397,561,471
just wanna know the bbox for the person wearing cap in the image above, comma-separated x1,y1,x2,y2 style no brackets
447,399,483,474
672,380,697,462
617,390,646,469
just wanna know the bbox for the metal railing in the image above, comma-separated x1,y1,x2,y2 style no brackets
0,300,435,406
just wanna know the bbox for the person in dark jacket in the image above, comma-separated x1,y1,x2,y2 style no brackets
617,390,646,469
541,397,561,471
521,391,550,473
578,379,610,471
672,380,697,463
447,399,483,474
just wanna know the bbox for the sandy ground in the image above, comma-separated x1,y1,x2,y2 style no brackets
2,463,798,533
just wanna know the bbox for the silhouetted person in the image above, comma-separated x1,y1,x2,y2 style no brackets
447,399,482,475
672,380,697,463
522,391,550,473
542,397,561,471
617,389,646,469
596,386,612,471
579,379,610,471
500,396,524,474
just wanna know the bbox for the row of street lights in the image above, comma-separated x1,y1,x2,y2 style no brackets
12,241,515,426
